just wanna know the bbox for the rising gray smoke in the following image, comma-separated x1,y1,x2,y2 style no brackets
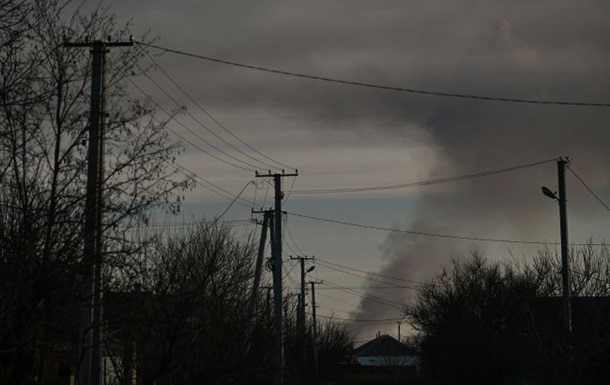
348,17,610,337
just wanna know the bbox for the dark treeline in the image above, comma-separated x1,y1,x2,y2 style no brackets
103,221,352,385
3,1,610,385
0,1,352,384
405,244,610,385
0,0,189,382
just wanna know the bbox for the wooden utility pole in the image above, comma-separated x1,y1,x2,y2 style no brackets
557,157,572,335
291,255,314,365
542,156,572,385
63,39,132,385
255,171,298,385
249,210,271,319
309,280,322,385
245,210,271,355
557,157,573,385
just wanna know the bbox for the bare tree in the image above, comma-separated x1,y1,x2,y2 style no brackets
106,220,258,385
522,241,610,297
406,245,610,385
0,0,192,382
405,253,543,385
314,317,353,375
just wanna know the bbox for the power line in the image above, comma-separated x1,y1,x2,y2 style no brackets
144,50,294,170
106,95,261,221
315,285,416,290
292,158,556,194
284,262,302,296
122,220,253,233
127,77,258,171
283,239,299,257
312,313,404,323
317,260,422,290
316,305,362,315
169,124,257,171
136,41,610,108
283,175,298,205
170,162,255,207
142,58,289,170
288,211,558,245
172,163,245,203
283,257,300,280
213,180,255,224
315,292,363,310
284,221,306,256
260,178,271,209
568,166,610,211
316,258,426,286
121,219,252,229
137,73,266,171
322,280,403,310
289,212,606,246
281,216,301,257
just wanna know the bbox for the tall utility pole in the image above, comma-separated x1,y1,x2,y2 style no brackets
256,171,298,385
309,280,322,385
543,157,572,334
291,255,314,364
63,39,132,385
557,157,573,385
542,156,572,385
249,210,271,320
557,157,572,335
245,210,271,355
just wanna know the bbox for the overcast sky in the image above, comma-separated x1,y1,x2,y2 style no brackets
104,0,610,341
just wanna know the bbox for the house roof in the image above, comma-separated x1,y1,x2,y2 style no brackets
353,335,414,357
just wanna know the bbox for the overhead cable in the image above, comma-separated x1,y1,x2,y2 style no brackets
292,158,556,194
137,41,610,108
312,313,404,323
284,221,306,256
568,166,610,211
144,51,294,170
322,281,403,310
317,260,423,290
317,258,427,286
212,180,255,224
136,73,265,171
127,77,257,171
144,58,289,170
288,212,602,246
315,285,416,290
171,162,255,207
316,292,364,309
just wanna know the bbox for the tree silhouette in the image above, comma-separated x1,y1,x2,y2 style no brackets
0,0,191,382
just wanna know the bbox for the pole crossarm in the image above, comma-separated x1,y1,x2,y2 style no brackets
255,171,299,178
63,39,134,48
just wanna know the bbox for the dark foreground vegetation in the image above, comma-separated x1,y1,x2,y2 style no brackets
405,245,610,385
2,1,609,384
0,0,352,383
